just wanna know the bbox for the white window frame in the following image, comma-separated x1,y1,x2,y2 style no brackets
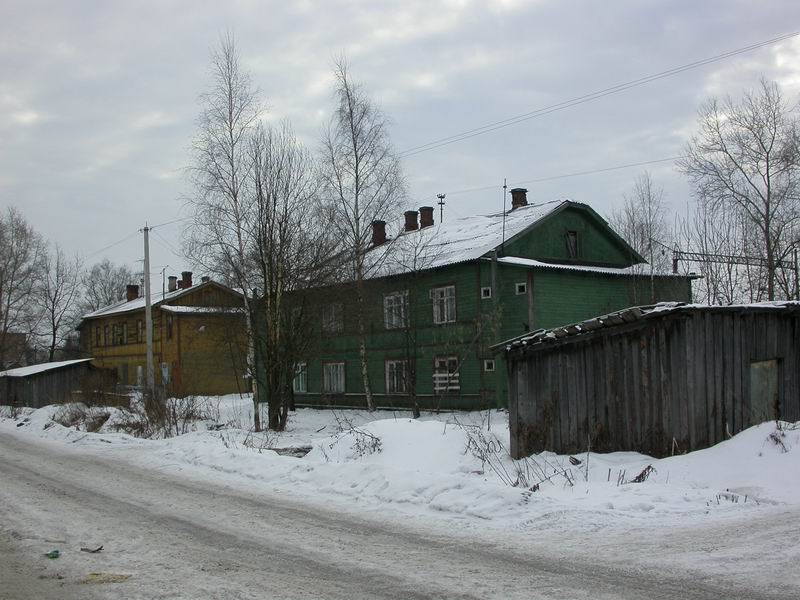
433,356,460,392
431,285,456,324
483,359,496,372
323,362,345,394
385,359,409,394
515,282,527,295
384,291,409,330
293,362,308,394
322,303,344,333
481,286,492,299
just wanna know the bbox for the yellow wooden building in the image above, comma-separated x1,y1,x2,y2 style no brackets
78,272,248,397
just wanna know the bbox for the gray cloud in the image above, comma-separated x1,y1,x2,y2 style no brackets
1,0,799,279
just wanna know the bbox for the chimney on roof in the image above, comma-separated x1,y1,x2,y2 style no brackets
371,220,387,246
419,206,434,228
404,210,419,232
510,188,528,210
126,284,139,302
168,276,178,292
181,271,193,289
201,275,210,283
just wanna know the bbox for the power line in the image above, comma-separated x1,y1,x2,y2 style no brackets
83,230,139,259
437,155,685,198
399,31,799,158
150,216,190,230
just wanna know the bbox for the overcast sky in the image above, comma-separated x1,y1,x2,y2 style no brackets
2,0,800,284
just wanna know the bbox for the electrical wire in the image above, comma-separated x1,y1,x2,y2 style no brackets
399,31,799,158
83,230,140,259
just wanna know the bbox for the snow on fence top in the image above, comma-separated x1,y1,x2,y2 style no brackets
497,300,800,353
366,200,565,278
0,358,93,378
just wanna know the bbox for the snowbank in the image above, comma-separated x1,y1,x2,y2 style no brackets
2,400,797,532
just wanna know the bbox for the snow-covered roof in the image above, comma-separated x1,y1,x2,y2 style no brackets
159,305,244,315
81,280,241,321
499,301,800,353
367,201,567,278
0,358,93,378
493,256,687,277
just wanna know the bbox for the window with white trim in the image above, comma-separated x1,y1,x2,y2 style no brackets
323,362,345,394
431,285,456,324
481,286,492,299
515,282,527,295
293,362,307,393
322,303,344,333
433,356,460,392
384,291,409,329
385,360,409,394
483,359,496,372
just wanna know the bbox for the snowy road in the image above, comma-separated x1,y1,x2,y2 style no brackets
0,431,796,600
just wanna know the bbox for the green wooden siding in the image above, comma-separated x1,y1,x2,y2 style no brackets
256,205,693,410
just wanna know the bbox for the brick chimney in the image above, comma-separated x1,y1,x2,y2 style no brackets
404,210,419,232
419,206,434,228
510,188,528,210
126,284,139,302
371,220,387,246
181,271,193,289
168,276,178,292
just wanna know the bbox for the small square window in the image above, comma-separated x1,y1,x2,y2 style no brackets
515,282,527,295
483,359,495,372
481,286,492,299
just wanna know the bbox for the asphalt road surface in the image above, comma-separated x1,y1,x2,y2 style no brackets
0,431,796,599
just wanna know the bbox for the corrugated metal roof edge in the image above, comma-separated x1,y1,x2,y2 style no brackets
493,301,800,354
0,358,94,378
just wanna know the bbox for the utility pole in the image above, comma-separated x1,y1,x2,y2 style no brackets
141,224,155,395
437,193,446,223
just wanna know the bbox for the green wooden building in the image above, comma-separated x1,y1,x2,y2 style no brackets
259,189,693,411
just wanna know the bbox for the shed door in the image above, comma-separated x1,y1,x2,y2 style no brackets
749,359,779,425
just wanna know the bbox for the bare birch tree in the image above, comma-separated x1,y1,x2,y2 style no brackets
678,78,800,300
249,121,339,430
0,208,44,369
185,32,264,429
81,258,135,312
37,244,82,361
320,57,406,411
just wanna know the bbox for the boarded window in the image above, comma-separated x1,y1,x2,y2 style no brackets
323,362,345,394
433,356,459,392
384,292,409,329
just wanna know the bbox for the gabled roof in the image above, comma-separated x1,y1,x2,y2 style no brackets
80,280,242,321
368,201,565,278
366,200,645,279
0,358,92,378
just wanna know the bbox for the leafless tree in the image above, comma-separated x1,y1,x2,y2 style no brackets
0,207,44,369
610,171,672,303
678,78,800,300
319,57,407,411
184,32,264,429
37,244,82,361
81,258,136,312
249,121,339,430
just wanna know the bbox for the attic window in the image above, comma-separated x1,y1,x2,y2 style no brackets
566,230,579,258
515,282,527,295
481,286,492,299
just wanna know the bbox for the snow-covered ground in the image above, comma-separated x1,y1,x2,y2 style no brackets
2,394,798,535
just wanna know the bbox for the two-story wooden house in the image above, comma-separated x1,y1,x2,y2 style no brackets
257,190,694,411
78,272,248,397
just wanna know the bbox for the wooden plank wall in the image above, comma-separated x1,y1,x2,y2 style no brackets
509,309,800,458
